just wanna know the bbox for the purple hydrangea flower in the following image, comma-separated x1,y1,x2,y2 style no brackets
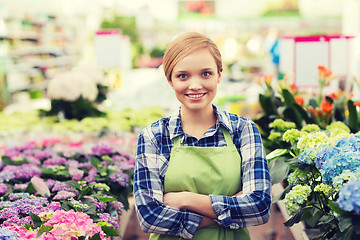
42,157,67,166
0,171,15,183
3,164,41,180
69,168,84,181
9,193,30,201
0,183,8,195
98,212,119,230
45,179,55,189
110,172,129,187
0,208,18,220
112,201,124,215
2,215,32,227
13,183,28,191
33,148,57,160
84,168,97,183
53,190,77,200
52,181,75,192
90,199,106,212
91,144,114,155
337,179,360,214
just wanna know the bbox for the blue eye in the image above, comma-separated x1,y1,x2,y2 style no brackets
202,72,212,77
178,74,187,79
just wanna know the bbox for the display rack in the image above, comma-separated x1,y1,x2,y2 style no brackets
0,15,84,98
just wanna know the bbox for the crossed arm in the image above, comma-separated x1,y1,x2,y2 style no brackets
163,191,243,228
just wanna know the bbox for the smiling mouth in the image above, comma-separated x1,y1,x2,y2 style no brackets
186,93,206,99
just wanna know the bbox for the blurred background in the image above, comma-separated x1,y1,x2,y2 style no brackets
1,0,359,117
0,1,360,239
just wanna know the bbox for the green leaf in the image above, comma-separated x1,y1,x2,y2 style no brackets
99,197,116,203
347,100,358,133
36,225,53,238
83,204,97,216
63,180,80,190
30,212,43,228
319,215,335,224
305,209,324,228
266,149,289,161
282,89,296,106
308,98,318,108
90,157,102,168
283,107,302,128
293,103,314,124
41,168,55,175
56,170,70,178
339,217,352,232
90,233,102,240
61,201,71,211
284,210,303,227
1,156,25,166
101,225,120,236
25,182,37,194
328,200,347,215
24,224,35,230
268,157,290,185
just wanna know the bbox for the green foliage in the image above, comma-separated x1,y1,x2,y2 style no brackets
41,97,106,121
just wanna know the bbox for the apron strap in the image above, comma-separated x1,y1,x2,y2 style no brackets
173,126,233,147
173,135,181,147
221,126,233,146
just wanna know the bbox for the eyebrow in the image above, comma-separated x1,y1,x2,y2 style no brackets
173,68,215,74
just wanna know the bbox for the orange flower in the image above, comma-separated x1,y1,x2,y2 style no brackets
354,102,360,108
264,74,273,87
320,101,334,114
289,83,296,91
294,96,304,106
318,65,333,79
308,105,316,116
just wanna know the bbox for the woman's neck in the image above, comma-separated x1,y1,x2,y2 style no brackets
180,105,217,139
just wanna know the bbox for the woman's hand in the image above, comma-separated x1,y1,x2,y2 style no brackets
164,192,217,228
163,191,217,219
199,216,216,228
163,191,190,209
233,191,243,197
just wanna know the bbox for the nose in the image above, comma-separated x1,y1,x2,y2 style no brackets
188,77,202,90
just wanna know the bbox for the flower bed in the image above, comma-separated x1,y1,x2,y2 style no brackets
267,121,360,239
0,140,135,239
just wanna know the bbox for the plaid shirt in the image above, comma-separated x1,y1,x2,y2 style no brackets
134,105,271,239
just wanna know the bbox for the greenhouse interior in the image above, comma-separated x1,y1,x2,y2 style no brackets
1,0,360,239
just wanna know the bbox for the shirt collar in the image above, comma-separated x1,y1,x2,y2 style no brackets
168,105,233,140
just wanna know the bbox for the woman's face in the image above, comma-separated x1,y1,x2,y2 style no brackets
170,48,221,113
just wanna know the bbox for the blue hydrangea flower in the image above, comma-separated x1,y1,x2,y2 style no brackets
320,149,360,185
337,179,360,214
0,227,18,240
315,146,342,169
334,135,360,151
299,144,327,165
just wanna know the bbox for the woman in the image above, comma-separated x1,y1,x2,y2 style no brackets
133,32,271,240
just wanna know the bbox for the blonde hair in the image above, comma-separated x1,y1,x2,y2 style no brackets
163,32,223,82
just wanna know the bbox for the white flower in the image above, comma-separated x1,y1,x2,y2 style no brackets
73,63,105,85
47,70,98,101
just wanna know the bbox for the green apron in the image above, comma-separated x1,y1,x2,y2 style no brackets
149,128,250,240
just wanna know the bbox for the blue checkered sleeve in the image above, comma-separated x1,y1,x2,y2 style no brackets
134,125,203,239
209,118,271,228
